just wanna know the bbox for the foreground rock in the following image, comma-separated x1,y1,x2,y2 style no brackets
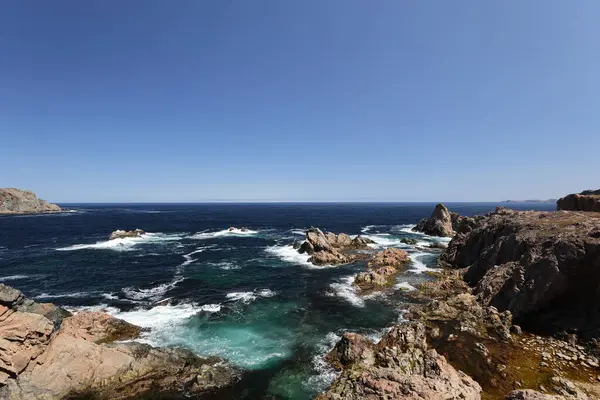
297,228,375,266
556,189,600,212
412,203,463,237
441,207,600,342
0,188,61,215
353,248,410,291
317,322,482,399
108,229,146,240
0,284,238,399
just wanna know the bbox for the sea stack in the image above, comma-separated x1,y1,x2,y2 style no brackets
412,203,463,237
0,188,61,215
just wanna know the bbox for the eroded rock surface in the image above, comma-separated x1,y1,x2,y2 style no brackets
317,322,482,400
297,228,375,266
0,189,61,215
0,284,238,399
108,229,146,240
353,248,410,291
412,203,464,237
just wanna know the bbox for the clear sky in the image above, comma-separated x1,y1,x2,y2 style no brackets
1,1,599,202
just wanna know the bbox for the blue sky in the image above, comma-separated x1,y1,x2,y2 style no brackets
1,1,599,202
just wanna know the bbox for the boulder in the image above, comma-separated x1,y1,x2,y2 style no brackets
556,189,600,212
412,203,463,237
108,229,145,240
505,390,566,399
296,228,374,266
0,188,61,215
400,237,418,245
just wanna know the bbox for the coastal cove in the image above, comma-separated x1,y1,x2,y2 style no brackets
0,202,556,399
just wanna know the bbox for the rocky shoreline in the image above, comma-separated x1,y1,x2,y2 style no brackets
317,193,600,399
0,285,238,400
0,188,61,215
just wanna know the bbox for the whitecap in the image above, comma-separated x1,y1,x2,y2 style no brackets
56,232,184,252
327,275,364,308
101,292,120,300
265,245,312,266
65,304,121,314
290,229,306,236
122,277,184,301
226,289,276,303
189,228,258,240
198,303,222,313
34,291,93,299
0,275,32,282
109,303,202,330
360,225,379,234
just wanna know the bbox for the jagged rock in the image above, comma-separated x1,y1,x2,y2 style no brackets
317,322,482,400
228,227,249,232
0,188,61,215
354,248,410,291
428,241,447,249
108,229,145,240
0,285,238,399
297,228,374,266
412,203,464,237
557,189,600,212
440,207,600,341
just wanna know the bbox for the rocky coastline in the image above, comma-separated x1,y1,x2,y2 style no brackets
0,284,238,400
0,188,61,215
317,195,600,399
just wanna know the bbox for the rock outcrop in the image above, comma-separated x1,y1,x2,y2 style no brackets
353,248,410,291
0,284,238,399
440,207,600,341
316,322,482,400
556,189,600,212
412,203,464,237
108,229,146,240
0,189,61,215
297,228,375,266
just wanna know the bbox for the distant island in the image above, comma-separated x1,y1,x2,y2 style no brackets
501,199,557,204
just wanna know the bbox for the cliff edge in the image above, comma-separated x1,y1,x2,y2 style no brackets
0,189,61,215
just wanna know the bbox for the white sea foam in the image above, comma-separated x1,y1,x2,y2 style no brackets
101,292,120,300
395,281,417,291
109,303,203,330
66,304,121,314
180,246,213,268
327,275,365,308
361,234,404,248
189,228,258,240
56,232,184,252
122,276,184,301
34,291,93,299
360,225,379,234
198,303,222,313
290,229,306,236
307,332,342,391
408,252,437,274
393,224,452,243
0,275,31,282
226,289,276,303
212,261,240,270
265,245,312,266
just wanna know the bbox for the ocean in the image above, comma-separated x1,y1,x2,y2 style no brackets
0,202,555,399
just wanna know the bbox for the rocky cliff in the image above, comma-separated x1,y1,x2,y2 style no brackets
0,189,61,215
412,203,464,237
441,207,600,342
556,189,600,212
0,284,238,399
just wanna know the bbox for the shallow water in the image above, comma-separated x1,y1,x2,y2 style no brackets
0,202,554,399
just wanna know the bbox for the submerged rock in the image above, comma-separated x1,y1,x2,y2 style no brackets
412,203,464,237
317,322,482,400
108,229,145,240
0,285,238,399
0,188,61,215
556,189,600,212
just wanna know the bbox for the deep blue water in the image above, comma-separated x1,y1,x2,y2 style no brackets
0,202,555,399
